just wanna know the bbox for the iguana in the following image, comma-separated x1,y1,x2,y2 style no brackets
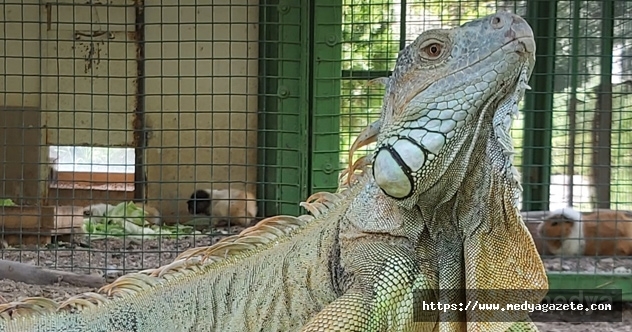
0,11,547,332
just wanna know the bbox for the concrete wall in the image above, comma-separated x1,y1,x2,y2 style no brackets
143,0,259,222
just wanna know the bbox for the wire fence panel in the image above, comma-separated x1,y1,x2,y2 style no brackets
333,0,632,300
1,0,632,320
531,0,632,296
0,0,296,304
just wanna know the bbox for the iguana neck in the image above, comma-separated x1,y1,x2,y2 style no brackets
453,132,521,237
415,127,509,239
417,72,529,235
416,123,523,240
451,71,527,237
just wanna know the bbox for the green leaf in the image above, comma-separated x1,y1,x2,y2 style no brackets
0,199,16,206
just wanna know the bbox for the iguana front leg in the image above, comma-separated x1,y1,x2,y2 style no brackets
300,243,439,332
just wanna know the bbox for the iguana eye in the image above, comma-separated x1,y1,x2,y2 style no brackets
423,43,442,58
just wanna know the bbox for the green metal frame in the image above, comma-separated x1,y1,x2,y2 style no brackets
547,273,632,301
310,1,343,193
593,0,615,209
257,0,344,206
257,0,311,217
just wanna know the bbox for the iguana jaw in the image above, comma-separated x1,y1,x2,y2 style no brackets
371,12,536,208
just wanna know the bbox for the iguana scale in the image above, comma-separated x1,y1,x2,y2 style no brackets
0,11,547,332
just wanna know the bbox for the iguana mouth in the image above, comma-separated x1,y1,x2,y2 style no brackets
513,37,535,55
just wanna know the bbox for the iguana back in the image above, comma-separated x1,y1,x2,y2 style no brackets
0,174,365,331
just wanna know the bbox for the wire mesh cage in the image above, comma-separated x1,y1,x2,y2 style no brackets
334,0,632,301
1,0,263,300
0,0,631,323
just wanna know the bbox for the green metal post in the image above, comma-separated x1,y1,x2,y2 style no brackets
257,0,311,216
309,0,342,193
521,0,557,212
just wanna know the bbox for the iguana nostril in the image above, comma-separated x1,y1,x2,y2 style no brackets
491,15,503,28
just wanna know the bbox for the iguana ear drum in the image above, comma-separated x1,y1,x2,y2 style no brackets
373,138,423,199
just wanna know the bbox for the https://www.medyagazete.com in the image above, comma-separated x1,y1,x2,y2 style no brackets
420,300,613,313
412,289,623,322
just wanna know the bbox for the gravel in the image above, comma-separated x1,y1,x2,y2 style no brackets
542,255,632,274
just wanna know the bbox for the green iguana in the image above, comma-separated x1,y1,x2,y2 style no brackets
0,11,547,332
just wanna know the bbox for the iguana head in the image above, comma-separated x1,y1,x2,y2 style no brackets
370,11,536,208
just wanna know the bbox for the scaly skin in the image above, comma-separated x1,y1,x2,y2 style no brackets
0,11,546,332
348,10,547,331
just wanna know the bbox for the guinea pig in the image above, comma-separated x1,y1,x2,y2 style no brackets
138,204,162,226
186,188,257,227
83,203,116,217
537,207,632,256
526,221,550,255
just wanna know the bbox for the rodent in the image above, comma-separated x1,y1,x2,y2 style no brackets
537,207,632,256
186,188,257,227
526,221,549,255
141,204,162,226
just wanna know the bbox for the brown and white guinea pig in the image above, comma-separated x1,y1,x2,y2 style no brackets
526,221,549,255
138,204,162,226
186,188,257,227
537,207,632,256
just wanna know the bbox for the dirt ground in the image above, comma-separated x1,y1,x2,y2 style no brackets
0,233,630,331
